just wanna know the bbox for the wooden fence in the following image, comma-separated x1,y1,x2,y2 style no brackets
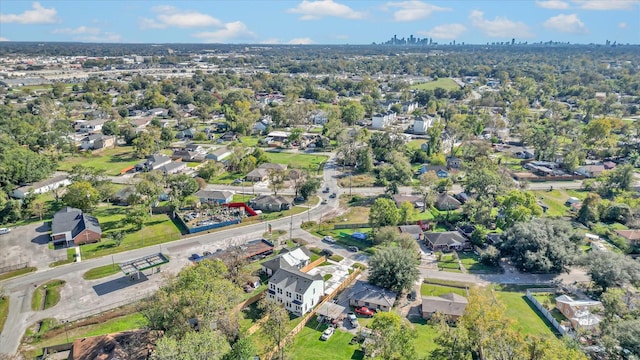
300,256,326,273
233,291,266,314
264,268,362,360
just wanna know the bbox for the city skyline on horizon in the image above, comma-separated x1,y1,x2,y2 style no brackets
0,1,638,45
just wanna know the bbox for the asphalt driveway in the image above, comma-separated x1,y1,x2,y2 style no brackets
0,221,65,270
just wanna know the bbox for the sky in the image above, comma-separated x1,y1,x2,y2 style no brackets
0,1,638,45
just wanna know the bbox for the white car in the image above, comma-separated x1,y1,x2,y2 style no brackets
322,236,336,244
320,326,335,341
0,228,10,235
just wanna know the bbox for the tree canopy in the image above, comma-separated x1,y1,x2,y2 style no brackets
368,246,419,293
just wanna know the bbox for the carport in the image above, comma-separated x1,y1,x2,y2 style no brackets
119,253,169,280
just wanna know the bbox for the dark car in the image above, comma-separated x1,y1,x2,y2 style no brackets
348,246,359,252
190,253,202,261
233,178,243,184
294,196,305,203
329,193,337,198
322,248,334,256
323,187,330,193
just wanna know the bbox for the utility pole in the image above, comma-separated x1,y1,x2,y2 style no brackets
289,214,293,241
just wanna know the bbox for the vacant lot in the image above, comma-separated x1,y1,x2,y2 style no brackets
458,252,501,273
264,152,328,172
533,189,588,217
410,78,461,91
58,146,141,176
494,290,558,336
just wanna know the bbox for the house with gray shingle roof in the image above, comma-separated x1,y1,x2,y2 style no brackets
267,267,323,315
50,207,102,247
424,231,467,251
422,293,468,321
348,280,397,311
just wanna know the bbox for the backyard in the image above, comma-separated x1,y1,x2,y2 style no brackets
288,317,365,360
57,146,141,176
493,286,559,336
533,189,588,217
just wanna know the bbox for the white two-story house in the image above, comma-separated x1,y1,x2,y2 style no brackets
267,267,323,316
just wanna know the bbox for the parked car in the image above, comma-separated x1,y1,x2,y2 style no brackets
233,178,243,184
320,326,335,341
348,246,359,252
347,312,359,327
190,253,202,261
294,196,305,203
322,236,336,244
323,187,330,193
203,251,212,256
322,248,334,256
0,228,10,235
321,199,328,205
355,306,375,317
329,193,337,198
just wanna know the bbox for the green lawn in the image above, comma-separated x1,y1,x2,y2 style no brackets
57,146,141,176
289,317,365,360
0,267,36,281
31,280,65,311
78,206,181,260
0,296,8,337
239,136,260,147
264,152,328,173
410,78,461,91
83,264,121,280
421,283,468,297
312,227,374,251
458,252,501,273
494,290,558,336
410,318,440,356
232,193,253,203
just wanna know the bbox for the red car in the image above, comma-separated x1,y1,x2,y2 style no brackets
354,306,374,317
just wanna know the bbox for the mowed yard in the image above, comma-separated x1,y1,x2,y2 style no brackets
410,78,461,91
264,152,328,173
58,146,141,176
289,317,364,360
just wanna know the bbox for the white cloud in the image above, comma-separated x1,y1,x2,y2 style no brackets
260,38,281,44
76,32,122,43
287,0,365,20
419,23,467,40
0,2,58,24
0,37,9,41
52,26,101,35
619,22,628,28
572,0,639,10
535,1,571,9
469,10,533,38
140,5,221,29
544,13,588,33
192,21,255,43
288,37,314,44
384,1,450,22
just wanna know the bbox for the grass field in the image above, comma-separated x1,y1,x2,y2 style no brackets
410,78,461,91
83,264,121,280
0,296,8,337
78,206,181,260
57,146,141,176
0,266,36,281
494,290,558,336
289,317,365,360
421,283,468,297
264,152,328,173
31,280,66,311
410,318,440,356
337,173,377,188
458,252,501,273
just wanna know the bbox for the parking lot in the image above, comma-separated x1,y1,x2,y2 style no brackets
0,222,66,269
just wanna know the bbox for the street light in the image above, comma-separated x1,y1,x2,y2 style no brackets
63,320,70,343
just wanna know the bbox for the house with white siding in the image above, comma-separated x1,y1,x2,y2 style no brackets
267,267,323,316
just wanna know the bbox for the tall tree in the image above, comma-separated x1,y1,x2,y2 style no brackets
259,299,290,360
368,312,417,360
368,198,400,232
62,181,100,212
368,246,419,293
267,169,286,196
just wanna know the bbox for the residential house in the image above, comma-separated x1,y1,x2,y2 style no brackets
129,117,152,131
421,293,468,321
171,150,203,162
399,225,423,240
614,230,640,248
135,155,172,172
310,110,329,125
392,194,422,208
418,165,448,177
147,108,168,117
245,168,270,182
348,280,397,311
254,115,272,133
80,134,116,150
556,295,602,330
194,189,234,205
424,231,467,251
157,161,186,175
259,163,288,172
220,131,238,142
575,165,605,178
10,173,71,199
76,119,107,133
50,207,102,247
603,161,617,170
403,101,419,113
175,128,196,140
261,247,312,276
184,143,204,153
412,115,434,135
249,195,292,212
205,146,232,162
267,267,323,316
446,156,462,169
435,193,462,211
372,111,396,130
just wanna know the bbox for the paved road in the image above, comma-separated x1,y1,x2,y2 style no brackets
0,154,590,355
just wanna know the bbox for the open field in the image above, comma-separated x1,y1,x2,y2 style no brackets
264,152,328,172
410,78,461,91
494,290,558,336
57,146,141,176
